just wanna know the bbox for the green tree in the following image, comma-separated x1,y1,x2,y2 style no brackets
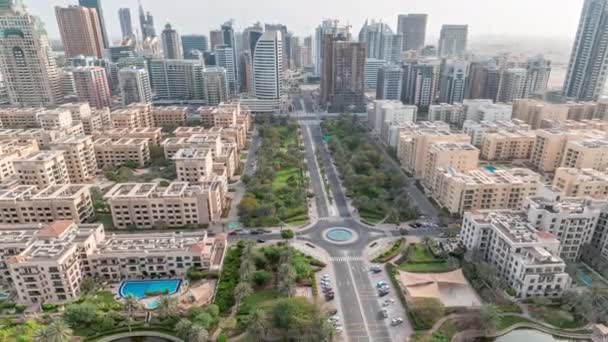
37,320,73,342
64,302,98,325
253,270,271,287
480,304,501,333
188,324,209,342
123,295,140,332
157,295,179,321
277,263,296,297
234,282,254,310
175,319,193,340
247,308,268,341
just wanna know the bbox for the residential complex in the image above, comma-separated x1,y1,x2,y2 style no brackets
13,151,70,189
480,130,537,161
460,210,570,298
93,138,150,168
553,168,608,198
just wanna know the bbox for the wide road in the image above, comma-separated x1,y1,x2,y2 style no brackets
301,122,330,218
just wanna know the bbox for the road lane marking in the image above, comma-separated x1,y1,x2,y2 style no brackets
303,124,337,217
345,256,371,341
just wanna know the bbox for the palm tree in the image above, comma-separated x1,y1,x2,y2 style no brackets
277,263,296,297
123,295,140,332
175,318,193,340
480,304,501,334
188,324,209,342
234,281,253,310
37,320,73,342
156,295,179,321
247,308,267,341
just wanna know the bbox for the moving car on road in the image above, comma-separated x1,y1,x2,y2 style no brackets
381,309,389,318
391,317,404,326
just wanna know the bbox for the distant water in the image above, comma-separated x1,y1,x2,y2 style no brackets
494,329,584,342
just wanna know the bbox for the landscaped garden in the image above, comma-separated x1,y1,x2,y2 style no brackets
320,114,416,224
238,116,309,227
213,240,334,340
398,241,459,273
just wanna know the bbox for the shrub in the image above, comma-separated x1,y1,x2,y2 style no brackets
281,229,295,239
410,298,445,330
41,303,58,312
253,270,271,287
214,245,243,314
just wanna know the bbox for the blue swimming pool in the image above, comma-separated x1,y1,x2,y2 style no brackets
119,279,181,299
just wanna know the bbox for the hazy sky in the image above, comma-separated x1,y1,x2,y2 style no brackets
29,0,583,42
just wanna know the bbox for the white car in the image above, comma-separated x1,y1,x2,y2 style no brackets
328,315,340,322
383,298,395,306
335,326,343,333
391,317,404,326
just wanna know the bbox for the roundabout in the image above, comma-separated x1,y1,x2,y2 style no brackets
323,227,359,244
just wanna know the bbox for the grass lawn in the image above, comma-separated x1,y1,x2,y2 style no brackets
529,305,584,329
96,213,115,229
497,315,534,330
398,244,458,273
272,167,300,190
239,290,281,315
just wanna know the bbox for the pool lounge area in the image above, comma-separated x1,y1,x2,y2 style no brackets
118,279,182,309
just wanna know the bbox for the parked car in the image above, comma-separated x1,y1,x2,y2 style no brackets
376,281,388,289
383,298,395,306
228,231,238,236
391,317,404,326
381,309,389,318
370,266,382,274
325,293,334,301
256,239,266,243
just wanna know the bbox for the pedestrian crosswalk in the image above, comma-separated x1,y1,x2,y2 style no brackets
330,256,363,262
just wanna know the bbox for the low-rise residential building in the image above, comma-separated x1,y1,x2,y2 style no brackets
384,121,450,148
104,182,222,229
525,189,604,261
0,108,41,128
0,126,85,149
49,136,97,183
94,138,150,168
1,220,226,303
152,106,188,127
423,142,479,189
0,139,39,182
199,102,252,130
13,151,70,188
432,167,540,215
173,126,246,151
173,148,214,183
93,127,162,146
530,129,608,173
561,139,608,171
110,103,153,129
459,210,570,298
368,100,417,136
163,134,223,159
36,109,73,130
0,184,94,224
397,128,471,179
553,168,608,198
462,120,531,147
463,101,513,123
480,130,537,162
513,99,569,129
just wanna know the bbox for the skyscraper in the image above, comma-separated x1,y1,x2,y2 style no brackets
138,2,156,41
243,23,263,56
358,20,400,63
497,68,528,103
525,56,551,96
161,23,181,59
72,66,111,109
78,0,108,48
376,65,403,100
209,30,222,50
314,19,350,77
202,67,229,105
216,45,237,94
438,25,468,58
55,5,105,58
182,35,208,59
118,67,152,105
0,2,62,106
118,8,133,39
364,58,386,89
149,59,204,100
402,59,440,110
253,30,283,100
397,14,427,51
563,0,608,101
439,61,469,103
239,51,253,94
303,36,313,66
321,32,366,112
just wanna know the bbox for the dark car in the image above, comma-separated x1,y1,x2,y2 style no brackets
256,239,266,243
228,231,238,236
250,230,260,235
325,293,334,301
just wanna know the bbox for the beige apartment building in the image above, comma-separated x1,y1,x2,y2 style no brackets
432,167,541,215
163,134,223,159
59,102,110,135
93,127,162,146
0,127,84,149
480,130,537,161
553,168,608,198
397,128,471,178
0,184,94,224
173,148,213,183
152,106,188,127
512,99,569,129
561,139,608,171
530,129,608,173
459,210,570,298
13,151,70,188
36,109,73,131
104,182,221,229
174,126,247,151
94,138,150,168
2,220,226,303
0,108,41,128
423,142,479,190
199,102,252,131
566,102,597,121
0,139,39,182
110,103,152,129
49,136,97,183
